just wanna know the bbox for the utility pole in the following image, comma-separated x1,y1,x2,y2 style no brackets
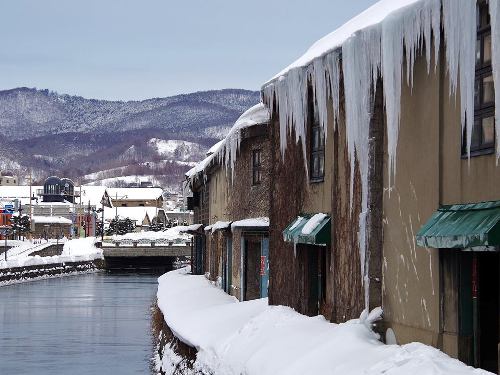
28,171,32,240
79,184,82,238
101,202,105,243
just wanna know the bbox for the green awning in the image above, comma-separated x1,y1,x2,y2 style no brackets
416,201,500,249
283,214,331,246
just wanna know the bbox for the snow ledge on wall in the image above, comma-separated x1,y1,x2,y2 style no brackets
156,267,490,375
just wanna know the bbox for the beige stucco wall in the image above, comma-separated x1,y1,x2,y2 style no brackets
441,85,500,204
383,42,500,355
382,50,442,346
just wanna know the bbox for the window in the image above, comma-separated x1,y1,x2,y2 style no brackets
468,2,495,155
309,92,325,181
252,149,262,185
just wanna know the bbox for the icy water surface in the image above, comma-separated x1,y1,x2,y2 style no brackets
0,272,158,374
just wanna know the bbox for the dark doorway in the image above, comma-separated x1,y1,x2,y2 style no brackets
193,235,204,275
244,238,261,301
300,245,327,317
306,248,319,315
476,252,499,373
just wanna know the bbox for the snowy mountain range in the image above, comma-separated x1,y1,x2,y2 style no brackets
0,87,260,188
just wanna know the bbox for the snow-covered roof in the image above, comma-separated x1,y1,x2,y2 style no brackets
207,140,225,156
104,206,160,223
0,185,109,208
301,213,328,235
112,227,191,243
210,221,231,233
178,223,204,233
231,217,269,230
107,187,163,201
78,186,107,207
0,186,41,206
32,216,72,225
230,103,270,130
186,103,270,183
165,210,193,215
265,0,427,84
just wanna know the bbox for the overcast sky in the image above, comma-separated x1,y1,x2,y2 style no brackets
0,0,378,101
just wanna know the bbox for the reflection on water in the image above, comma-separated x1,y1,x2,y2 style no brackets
0,272,158,374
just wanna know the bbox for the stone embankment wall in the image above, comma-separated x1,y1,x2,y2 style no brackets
29,244,64,257
152,302,199,375
0,259,104,285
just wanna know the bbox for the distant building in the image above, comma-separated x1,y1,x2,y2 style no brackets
0,175,18,186
31,216,72,238
165,210,193,225
186,103,271,300
107,187,163,208
40,176,78,203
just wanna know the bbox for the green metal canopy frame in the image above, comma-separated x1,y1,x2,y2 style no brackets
416,201,500,249
283,214,331,246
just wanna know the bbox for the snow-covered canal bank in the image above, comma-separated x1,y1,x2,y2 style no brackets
0,273,158,374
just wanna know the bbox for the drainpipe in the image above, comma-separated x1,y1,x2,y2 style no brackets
472,253,479,368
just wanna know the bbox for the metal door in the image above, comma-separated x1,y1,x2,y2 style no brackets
260,237,269,298
225,237,233,294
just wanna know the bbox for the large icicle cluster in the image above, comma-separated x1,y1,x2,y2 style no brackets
442,0,476,158
262,0,483,311
381,0,441,182
342,26,381,308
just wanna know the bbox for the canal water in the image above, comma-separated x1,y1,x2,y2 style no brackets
0,272,159,374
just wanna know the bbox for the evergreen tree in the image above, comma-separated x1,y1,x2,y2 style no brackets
106,217,135,235
95,220,103,237
9,215,31,239
149,220,164,232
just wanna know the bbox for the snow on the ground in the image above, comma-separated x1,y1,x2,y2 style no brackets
32,215,73,224
0,237,103,269
157,268,491,375
2,239,64,260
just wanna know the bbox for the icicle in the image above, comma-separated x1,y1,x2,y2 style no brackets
381,0,441,187
312,58,330,138
490,0,500,162
343,26,381,310
326,51,341,130
264,67,310,171
442,0,476,159
261,0,479,314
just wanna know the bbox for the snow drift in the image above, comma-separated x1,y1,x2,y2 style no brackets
156,268,490,375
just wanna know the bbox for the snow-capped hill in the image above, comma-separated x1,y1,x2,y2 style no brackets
0,87,260,140
148,138,206,161
0,87,259,187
